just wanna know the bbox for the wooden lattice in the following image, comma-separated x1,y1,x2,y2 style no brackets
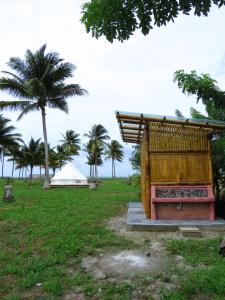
149,122,209,152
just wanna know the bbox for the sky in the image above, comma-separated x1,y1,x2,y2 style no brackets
0,0,225,177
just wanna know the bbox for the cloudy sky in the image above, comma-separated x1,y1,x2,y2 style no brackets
0,0,225,177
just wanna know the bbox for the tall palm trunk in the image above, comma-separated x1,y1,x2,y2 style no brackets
113,160,116,178
95,165,97,179
41,107,50,188
1,150,5,178
112,159,114,178
11,160,15,178
89,165,92,178
29,165,33,184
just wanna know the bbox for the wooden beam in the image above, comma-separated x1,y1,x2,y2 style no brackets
123,131,141,136
124,139,140,143
124,135,140,139
117,113,225,130
120,126,144,131
118,119,142,125
117,111,125,141
137,114,144,142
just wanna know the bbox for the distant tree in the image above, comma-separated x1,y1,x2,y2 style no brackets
49,148,60,176
84,140,103,178
56,145,71,169
21,137,42,183
130,145,141,171
175,109,184,118
0,114,21,178
84,124,110,143
0,44,87,188
14,148,28,180
84,124,110,178
105,140,124,178
7,142,21,179
81,1,225,42
60,130,80,158
190,107,208,119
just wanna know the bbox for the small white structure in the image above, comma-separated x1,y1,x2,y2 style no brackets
50,162,89,187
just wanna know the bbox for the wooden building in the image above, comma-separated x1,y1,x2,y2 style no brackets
116,111,225,220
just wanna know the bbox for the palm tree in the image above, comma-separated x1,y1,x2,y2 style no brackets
21,137,42,183
49,148,60,176
84,140,103,178
84,124,110,143
7,142,22,179
0,44,87,188
13,145,29,180
60,130,80,158
56,145,71,169
105,140,124,178
84,124,110,178
0,114,21,178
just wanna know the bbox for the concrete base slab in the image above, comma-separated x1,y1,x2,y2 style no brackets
127,202,225,232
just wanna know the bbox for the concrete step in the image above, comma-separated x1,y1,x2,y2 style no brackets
179,226,202,237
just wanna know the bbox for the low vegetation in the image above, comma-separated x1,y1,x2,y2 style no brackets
0,179,225,300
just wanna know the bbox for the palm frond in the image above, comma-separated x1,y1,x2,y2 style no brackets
0,77,30,99
47,98,68,113
7,57,29,80
60,84,88,97
46,62,75,84
17,103,39,120
0,100,32,112
2,71,24,83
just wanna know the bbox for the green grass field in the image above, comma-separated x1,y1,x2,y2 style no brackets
0,179,225,300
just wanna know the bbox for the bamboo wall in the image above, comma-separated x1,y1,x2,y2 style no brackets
141,122,214,217
148,122,213,185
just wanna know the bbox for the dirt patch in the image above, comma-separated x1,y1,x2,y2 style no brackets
82,249,168,280
62,291,86,300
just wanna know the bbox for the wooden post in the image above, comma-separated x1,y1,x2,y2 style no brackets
141,125,151,218
208,139,214,187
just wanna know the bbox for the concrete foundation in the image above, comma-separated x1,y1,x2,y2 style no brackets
127,202,225,232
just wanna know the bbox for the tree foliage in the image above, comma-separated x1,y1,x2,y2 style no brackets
84,124,110,178
175,109,184,118
130,145,141,171
60,130,81,157
21,137,42,183
174,70,225,113
174,69,225,198
0,114,21,178
105,140,123,178
81,0,225,42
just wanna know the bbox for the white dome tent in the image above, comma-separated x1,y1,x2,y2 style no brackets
50,162,89,187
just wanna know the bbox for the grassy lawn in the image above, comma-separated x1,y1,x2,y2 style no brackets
162,238,225,300
0,179,138,299
0,179,225,300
